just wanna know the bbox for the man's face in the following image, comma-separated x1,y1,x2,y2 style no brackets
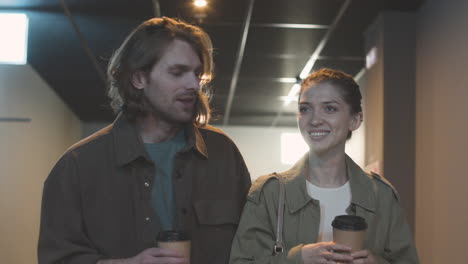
133,39,202,125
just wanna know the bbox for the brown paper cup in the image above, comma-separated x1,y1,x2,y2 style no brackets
332,215,367,252
157,231,191,262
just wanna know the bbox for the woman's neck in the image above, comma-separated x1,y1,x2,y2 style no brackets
307,151,348,188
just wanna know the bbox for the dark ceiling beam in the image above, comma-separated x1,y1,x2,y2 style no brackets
213,94,296,101
0,117,31,123
237,77,297,83
59,0,106,89
222,0,255,126
230,53,364,60
0,6,146,17
221,111,297,117
270,0,352,127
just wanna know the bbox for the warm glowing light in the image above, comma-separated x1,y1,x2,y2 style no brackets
0,13,28,64
281,133,308,165
194,0,207,7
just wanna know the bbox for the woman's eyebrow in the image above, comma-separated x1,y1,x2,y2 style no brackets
322,100,340,104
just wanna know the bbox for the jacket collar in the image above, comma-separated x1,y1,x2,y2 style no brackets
184,124,208,159
279,153,376,214
346,156,376,212
279,154,311,214
112,113,208,166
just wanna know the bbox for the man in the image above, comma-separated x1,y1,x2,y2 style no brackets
38,17,251,264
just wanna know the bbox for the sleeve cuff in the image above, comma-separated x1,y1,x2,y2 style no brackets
373,254,391,264
287,244,305,264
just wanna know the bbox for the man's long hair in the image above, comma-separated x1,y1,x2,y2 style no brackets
107,17,213,126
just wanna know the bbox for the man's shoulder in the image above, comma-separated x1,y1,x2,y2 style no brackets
197,124,235,144
198,124,228,136
46,124,115,183
66,124,114,155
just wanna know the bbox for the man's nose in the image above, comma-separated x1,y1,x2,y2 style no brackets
186,73,201,91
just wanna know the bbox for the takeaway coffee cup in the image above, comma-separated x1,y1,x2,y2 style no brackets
157,231,191,262
332,215,367,252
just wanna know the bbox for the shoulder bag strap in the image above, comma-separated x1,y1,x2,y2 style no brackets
273,173,285,255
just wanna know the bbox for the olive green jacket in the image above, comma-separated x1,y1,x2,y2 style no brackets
229,154,419,264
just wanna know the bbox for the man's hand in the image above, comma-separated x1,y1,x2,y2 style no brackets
97,248,188,264
301,242,353,264
351,250,377,264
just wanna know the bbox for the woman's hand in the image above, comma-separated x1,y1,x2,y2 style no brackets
301,242,353,264
351,250,377,264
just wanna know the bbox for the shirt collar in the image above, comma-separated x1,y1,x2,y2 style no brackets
279,153,376,213
112,113,208,166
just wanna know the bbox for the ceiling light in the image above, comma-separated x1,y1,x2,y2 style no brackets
283,75,303,106
194,0,207,7
280,0,352,112
366,46,377,69
0,13,28,65
283,83,300,106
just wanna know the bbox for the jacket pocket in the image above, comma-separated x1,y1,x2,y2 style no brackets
192,200,240,263
194,199,241,225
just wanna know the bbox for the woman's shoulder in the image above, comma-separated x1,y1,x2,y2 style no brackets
354,170,400,203
369,172,400,201
247,173,283,204
346,156,398,202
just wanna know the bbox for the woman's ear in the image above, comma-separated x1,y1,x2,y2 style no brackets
349,112,363,131
131,71,147,90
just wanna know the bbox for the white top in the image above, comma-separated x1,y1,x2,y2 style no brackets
306,180,352,242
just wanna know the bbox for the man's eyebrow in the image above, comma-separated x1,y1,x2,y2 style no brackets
168,64,203,72
168,64,190,70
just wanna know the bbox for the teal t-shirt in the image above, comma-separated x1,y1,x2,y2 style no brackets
144,129,186,231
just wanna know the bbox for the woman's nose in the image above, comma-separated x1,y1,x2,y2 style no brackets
310,113,323,126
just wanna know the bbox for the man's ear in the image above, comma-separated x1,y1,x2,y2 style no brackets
349,112,363,131
131,71,147,90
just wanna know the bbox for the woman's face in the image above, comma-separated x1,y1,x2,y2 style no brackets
297,82,362,156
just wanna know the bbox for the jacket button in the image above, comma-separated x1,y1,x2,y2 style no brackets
175,173,182,181
145,217,151,221
144,182,149,187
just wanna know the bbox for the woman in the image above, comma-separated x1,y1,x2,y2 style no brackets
230,68,418,263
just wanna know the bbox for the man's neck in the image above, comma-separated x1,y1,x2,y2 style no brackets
136,115,183,143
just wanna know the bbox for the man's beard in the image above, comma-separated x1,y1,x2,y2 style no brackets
142,93,198,124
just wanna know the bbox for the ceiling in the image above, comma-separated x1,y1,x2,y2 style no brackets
1,0,424,127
